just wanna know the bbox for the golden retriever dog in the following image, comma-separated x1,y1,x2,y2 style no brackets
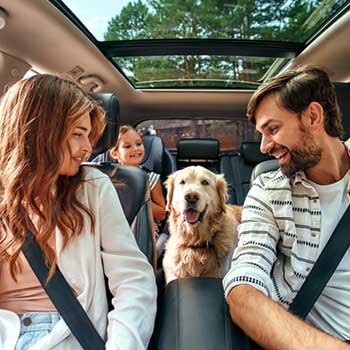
163,166,242,284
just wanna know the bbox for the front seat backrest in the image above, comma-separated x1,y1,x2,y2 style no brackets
334,82,350,141
141,134,176,182
91,93,119,156
90,93,155,267
88,163,155,267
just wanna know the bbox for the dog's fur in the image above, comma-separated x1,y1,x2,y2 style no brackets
163,166,241,284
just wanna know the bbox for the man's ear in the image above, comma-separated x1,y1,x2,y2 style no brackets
305,102,324,130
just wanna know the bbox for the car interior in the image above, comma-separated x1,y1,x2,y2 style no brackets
0,0,349,348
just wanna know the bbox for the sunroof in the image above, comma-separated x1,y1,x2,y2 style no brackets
54,0,349,89
112,55,290,89
61,0,348,43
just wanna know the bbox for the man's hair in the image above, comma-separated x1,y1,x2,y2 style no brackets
247,66,343,138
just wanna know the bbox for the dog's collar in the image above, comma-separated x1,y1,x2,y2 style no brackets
187,239,214,249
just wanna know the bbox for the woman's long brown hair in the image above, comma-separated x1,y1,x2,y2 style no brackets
0,74,106,281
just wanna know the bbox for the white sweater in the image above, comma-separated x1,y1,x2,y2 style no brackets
0,166,157,350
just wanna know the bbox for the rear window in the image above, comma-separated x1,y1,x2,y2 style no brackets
137,119,260,153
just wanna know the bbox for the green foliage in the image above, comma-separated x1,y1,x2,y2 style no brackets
104,0,332,87
104,0,151,40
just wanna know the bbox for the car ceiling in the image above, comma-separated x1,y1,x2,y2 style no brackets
0,0,349,125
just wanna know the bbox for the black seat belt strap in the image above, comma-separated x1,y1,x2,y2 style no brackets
22,231,105,350
289,204,350,319
231,156,244,205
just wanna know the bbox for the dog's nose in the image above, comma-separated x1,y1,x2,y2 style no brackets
185,192,199,205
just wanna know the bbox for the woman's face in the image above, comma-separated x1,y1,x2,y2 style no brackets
113,129,145,166
59,112,92,176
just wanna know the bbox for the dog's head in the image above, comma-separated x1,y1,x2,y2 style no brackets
165,166,227,225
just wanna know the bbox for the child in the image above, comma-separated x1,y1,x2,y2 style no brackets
110,125,166,226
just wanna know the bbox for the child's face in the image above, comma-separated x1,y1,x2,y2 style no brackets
113,129,145,166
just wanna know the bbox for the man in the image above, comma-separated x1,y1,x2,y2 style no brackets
223,66,350,349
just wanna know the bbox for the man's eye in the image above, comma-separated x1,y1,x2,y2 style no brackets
270,127,278,135
74,133,82,137
201,180,209,185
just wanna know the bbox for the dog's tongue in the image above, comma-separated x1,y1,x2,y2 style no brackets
184,209,200,224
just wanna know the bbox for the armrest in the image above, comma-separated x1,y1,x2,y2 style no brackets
150,277,250,350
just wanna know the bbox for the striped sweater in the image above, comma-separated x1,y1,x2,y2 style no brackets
223,148,350,340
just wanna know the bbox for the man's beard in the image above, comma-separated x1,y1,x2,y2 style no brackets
274,131,322,177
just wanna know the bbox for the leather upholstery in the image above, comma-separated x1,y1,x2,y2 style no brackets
141,134,176,182
88,93,155,267
177,138,219,160
334,83,350,140
91,93,119,155
86,163,155,266
150,278,250,350
176,138,220,172
220,142,273,205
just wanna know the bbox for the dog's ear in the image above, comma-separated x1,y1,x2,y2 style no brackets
216,174,228,213
165,174,175,212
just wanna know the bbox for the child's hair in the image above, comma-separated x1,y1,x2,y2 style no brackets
0,74,106,280
110,124,137,154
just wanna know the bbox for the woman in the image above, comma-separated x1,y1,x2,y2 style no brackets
0,75,157,350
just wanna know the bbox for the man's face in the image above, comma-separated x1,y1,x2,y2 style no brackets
255,94,322,177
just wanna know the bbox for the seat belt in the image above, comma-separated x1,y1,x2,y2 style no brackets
289,204,350,319
230,156,245,205
22,231,105,350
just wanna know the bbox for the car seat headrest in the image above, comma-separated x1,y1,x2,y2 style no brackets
177,138,219,160
91,93,119,155
334,83,350,141
141,135,164,174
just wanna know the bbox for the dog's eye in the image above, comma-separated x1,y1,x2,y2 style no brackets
201,180,209,185
179,179,186,185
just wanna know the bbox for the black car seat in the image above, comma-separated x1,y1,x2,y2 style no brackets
92,162,155,267
220,141,273,205
334,82,350,140
141,134,177,183
88,93,155,267
140,134,177,257
176,138,220,173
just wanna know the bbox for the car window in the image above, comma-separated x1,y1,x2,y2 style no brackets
137,119,260,152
